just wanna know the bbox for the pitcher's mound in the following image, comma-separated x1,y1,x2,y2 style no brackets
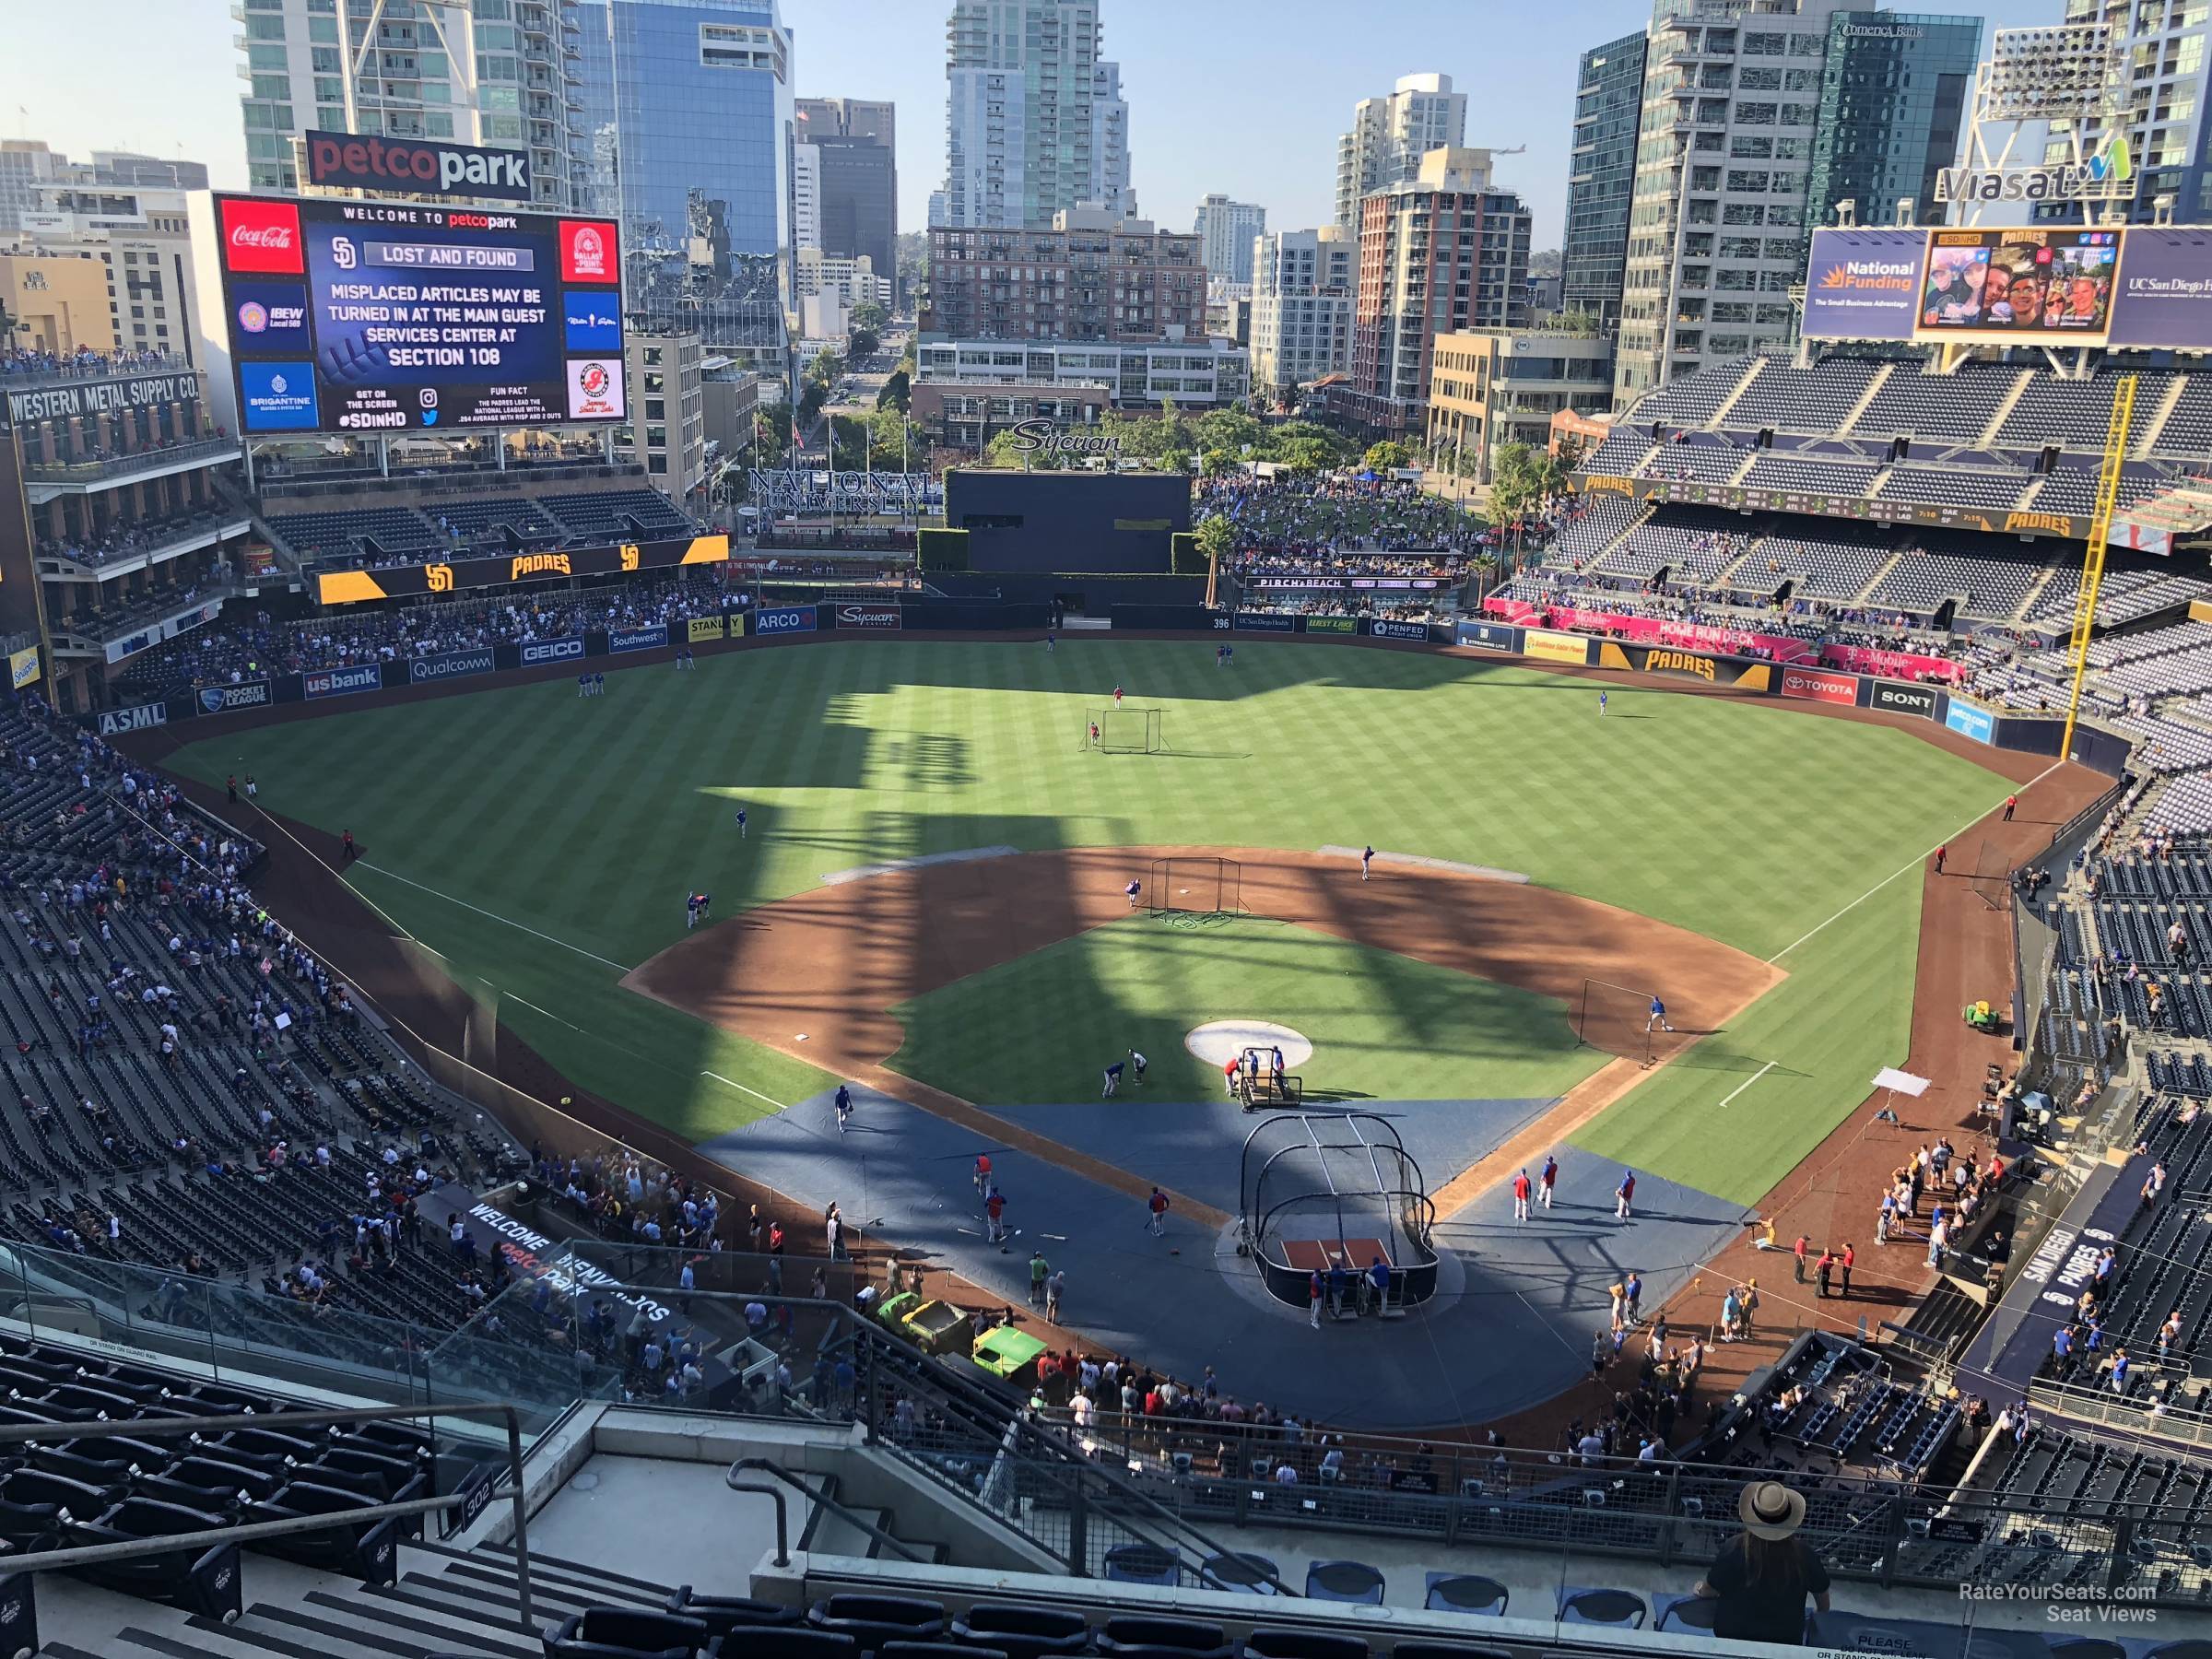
1185,1020,1313,1068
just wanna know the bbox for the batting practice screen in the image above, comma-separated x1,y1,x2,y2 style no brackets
1088,707,1164,754
1147,855,1242,920
212,192,624,434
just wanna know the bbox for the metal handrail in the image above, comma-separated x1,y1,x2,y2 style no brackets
0,1400,538,1630
728,1456,926,1566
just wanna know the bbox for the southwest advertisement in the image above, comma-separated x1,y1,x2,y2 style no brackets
215,192,623,434
1804,224,2209,350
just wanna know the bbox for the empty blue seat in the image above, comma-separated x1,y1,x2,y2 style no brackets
1196,1552,1280,1594
1102,1542,1181,1586
1303,1560,1384,1605
1556,1587,1644,1629
1423,1572,1507,1616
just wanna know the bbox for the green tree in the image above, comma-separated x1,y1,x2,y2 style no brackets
1194,407,1263,456
847,325,880,361
850,300,888,333
1277,435,1335,475
877,368,912,411
1194,515,1236,571
983,429,1060,469
1362,440,1412,472
805,349,844,387
749,410,788,467
866,405,924,471
798,380,829,425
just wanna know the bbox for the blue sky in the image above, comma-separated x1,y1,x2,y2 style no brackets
20,0,2055,246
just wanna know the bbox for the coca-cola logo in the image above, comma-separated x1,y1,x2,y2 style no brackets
219,197,303,275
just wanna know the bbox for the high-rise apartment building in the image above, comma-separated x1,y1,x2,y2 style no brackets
794,140,822,251
1346,148,1533,436
1334,74,1468,229
234,0,583,210
0,143,65,234
1193,194,1266,284
1562,31,1648,328
1612,1,1978,404
2038,0,2212,224
1091,61,1136,218
1249,226,1354,401
944,2,1135,228
922,208,1202,344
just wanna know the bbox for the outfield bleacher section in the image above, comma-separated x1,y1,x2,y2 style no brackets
260,485,704,570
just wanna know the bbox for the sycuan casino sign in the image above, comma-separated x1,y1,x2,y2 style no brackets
1007,418,1120,460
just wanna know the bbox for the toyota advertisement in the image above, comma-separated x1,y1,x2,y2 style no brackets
214,192,623,433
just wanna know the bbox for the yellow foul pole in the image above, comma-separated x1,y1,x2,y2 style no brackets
2061,373,2137,763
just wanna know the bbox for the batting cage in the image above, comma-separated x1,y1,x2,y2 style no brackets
1238,1113,1439,1313
1147,855,1245,924
1081,706,1166,754
1573,977,1666,1068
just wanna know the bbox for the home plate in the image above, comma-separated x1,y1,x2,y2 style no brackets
1185,1019,1313,1068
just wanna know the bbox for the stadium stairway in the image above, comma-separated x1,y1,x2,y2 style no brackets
1702,359,1767,429
35,1541,682,1659
2135,375,2194,456
1833,362,1895,439
1973,371,2036,450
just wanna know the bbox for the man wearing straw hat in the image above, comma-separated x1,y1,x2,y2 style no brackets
1691,1480,1832,1643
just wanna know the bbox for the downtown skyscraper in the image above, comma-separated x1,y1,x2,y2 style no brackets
942,1,1136,228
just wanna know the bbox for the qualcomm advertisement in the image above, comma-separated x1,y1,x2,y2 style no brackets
1945,699,1995,744
606,626,668,653
753,605,818,636
303,664,382,700
410,647,495,683
519,636,585,665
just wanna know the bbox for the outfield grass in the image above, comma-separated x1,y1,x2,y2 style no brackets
170,639,2013,1195
887,915,1606,1107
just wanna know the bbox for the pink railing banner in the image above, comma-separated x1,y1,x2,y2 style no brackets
1481,597,1818,664
1818,641,1964,686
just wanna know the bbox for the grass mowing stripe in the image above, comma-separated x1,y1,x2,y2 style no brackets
175,641,2009,1161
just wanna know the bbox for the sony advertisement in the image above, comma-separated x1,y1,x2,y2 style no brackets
214,192,623,434
1805,225,2211,349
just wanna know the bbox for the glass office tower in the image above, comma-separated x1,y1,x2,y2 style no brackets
1806,12,1982,229
1563,29,1649,329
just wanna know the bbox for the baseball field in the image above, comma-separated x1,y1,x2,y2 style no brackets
167,638,2014,1206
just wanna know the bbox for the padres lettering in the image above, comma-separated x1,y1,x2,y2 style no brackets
619,543,640,571
2005,511,2073,536
425,563,454,593
512,552,573,580
1646,649,1716,681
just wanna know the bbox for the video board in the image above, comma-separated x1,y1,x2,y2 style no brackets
1803,225,2212,348
213,192,624,433
1917,228,2120,343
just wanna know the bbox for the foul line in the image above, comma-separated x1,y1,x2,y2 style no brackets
1716,1060,1776,1111
352,862,634,973
702,1069,791,1112
1765,761,2063,966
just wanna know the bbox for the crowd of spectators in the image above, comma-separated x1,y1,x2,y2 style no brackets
1196,475,1492,555
35,503,239,568
2,345,182,382
113,573,751,698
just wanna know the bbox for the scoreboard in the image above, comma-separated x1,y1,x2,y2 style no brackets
213,192,624,433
